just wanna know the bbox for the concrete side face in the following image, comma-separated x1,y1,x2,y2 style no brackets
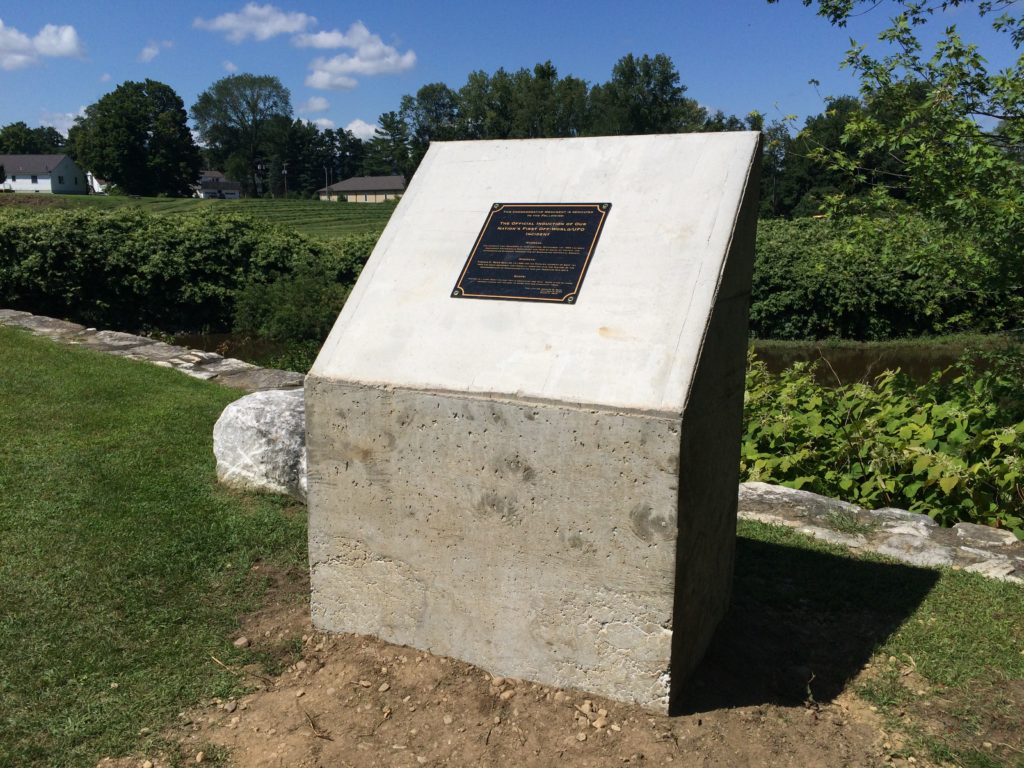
669,144,762,711
305,381,682,709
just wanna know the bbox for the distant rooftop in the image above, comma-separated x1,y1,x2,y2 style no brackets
200,179,242,191
0,154,76,174
319,175,405,193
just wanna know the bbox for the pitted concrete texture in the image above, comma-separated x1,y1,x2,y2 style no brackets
307,382,680,709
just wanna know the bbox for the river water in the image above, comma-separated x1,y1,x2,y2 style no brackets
175,332,993,386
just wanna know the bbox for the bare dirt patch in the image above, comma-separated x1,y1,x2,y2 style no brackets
113,565,908,768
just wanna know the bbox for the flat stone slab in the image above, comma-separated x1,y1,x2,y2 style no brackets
214,367,304,391
2,312,88,339
72,330,156,351
738,482,1024,582
0,310,305,395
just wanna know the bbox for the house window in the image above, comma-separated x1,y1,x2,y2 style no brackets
10,175,15,182
31,175,38,184
58,176,64,184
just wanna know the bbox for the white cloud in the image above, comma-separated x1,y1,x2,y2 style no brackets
305,69,357,90
138,40,172,63
301,21,415,90
345,118,376,141
293,25,361,49
194,3,315,43
0,18,82,70
298,96,329,113
33,24,82,56
311,117,335,130
39,105,87,137
223,60,238,72
99,72,111,82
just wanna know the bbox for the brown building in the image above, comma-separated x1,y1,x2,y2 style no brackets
318,174,405,203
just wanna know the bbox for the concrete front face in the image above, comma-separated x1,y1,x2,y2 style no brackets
306,133,761,712
306,382,681,709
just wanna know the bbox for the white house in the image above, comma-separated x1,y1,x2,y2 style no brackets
0,154,89,194
194,170,241,200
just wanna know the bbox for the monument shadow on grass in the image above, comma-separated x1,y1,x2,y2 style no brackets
671,537,941,715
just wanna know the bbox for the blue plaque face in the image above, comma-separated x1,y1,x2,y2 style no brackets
452,203,611,304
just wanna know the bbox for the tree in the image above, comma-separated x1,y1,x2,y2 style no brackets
191,74,292,195
400,82,464,171
68,80,200,196
362,112,411,177
0,122,66,154
587,53,707,135
774,0,1024,295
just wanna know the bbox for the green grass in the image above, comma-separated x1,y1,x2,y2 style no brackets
733,520,1024,766
0,327,306,767
1,327,1022,766
0,193,396,239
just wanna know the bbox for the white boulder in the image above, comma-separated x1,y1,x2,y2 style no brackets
213,388,306,501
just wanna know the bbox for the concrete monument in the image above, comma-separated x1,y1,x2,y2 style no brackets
305,133,761,712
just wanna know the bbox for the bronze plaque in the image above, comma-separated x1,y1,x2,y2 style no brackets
452,203,611,304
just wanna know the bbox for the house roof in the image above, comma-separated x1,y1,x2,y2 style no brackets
319,175,405,194
200,179,242,191
0,154,76,174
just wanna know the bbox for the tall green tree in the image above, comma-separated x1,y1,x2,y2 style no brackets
0,122,66,154
400,82,464,171
68,80,200,196
191,74,292,195
774,0,1024,297
587,53,707,135
362,112,411,177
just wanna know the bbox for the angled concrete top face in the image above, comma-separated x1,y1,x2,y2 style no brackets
312,132,760,414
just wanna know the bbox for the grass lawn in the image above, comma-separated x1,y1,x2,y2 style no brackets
1,327,1022,766
0,326,306,767
0,193,396,240
726,522,1024,767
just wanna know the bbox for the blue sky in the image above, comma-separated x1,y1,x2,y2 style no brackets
0,1,1015,140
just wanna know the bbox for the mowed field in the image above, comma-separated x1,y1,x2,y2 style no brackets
0,193,396,239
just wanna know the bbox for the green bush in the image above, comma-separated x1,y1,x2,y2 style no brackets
742,349,1024,535
232,232,377,342
0,206,354,333
751,212,1018,340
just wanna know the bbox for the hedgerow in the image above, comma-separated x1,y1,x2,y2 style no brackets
232,232,377,342
751,212,1019,340
0,206,373,333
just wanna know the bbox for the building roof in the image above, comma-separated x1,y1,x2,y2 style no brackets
319,175,406,194
0,154,77,175
200,179,242,191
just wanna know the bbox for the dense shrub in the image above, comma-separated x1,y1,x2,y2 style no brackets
742,349,1024,535
233,232,377,342
751,212,1019,340
0,206,364,333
